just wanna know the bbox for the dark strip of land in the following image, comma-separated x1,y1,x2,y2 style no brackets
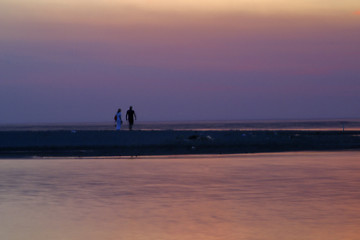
0,130,360,158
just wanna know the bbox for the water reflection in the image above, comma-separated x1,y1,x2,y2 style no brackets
1,152,360,240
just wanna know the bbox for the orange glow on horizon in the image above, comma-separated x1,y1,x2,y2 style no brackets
354,10,360,15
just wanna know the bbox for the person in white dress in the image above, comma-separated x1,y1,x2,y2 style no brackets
114,108,123,130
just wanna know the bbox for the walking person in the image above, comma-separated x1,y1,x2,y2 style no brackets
126,106,136,130
114,108,123,130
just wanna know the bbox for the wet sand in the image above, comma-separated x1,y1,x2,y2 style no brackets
0,130,360,157
1,152,360,240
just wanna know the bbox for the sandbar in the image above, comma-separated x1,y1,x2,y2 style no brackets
0,130,360,157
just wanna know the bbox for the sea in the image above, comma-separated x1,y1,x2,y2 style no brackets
1,120,360,240
1,119,360,131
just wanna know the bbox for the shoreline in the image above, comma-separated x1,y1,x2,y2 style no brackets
1,130,360,158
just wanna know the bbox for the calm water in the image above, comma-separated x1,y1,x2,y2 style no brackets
1,152,360,240
1,119,360,131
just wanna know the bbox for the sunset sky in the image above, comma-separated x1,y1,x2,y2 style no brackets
1,0,359,123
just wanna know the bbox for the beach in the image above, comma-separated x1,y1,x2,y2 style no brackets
1,130,360,157
1,152,360,240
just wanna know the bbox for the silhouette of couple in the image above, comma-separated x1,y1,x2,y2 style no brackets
114,106,136,130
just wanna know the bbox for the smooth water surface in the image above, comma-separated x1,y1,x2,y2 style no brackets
1,152,360,240
1,119,360,131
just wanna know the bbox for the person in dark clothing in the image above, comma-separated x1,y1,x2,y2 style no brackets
126,106,136,130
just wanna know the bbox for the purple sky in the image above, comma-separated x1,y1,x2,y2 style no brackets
1,1,360,123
